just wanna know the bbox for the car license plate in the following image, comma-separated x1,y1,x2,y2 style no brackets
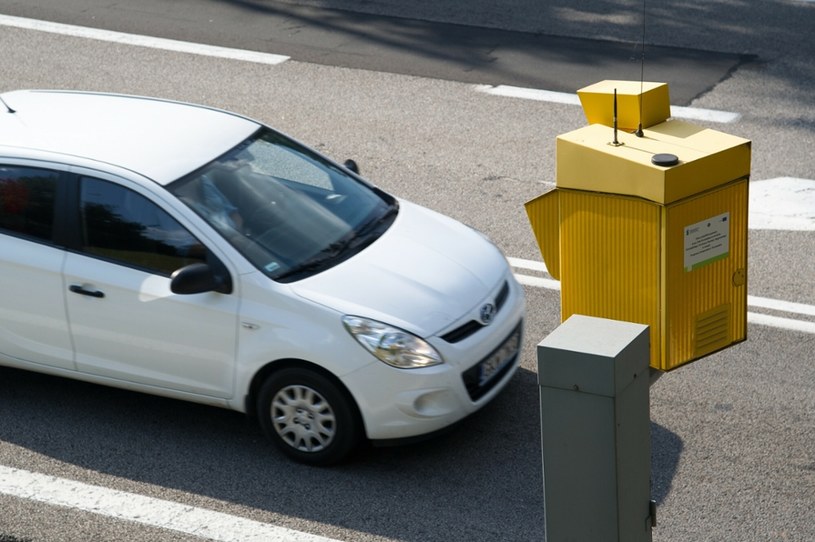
478,328,521,386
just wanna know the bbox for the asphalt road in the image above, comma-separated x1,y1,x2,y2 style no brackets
0,1,813,541
0,0,751,104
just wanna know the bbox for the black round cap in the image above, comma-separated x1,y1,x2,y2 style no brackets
651,153,679,167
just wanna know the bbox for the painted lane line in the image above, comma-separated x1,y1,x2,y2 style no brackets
507,256,548,273
747,312,815,335
669,105,741,124
473,84,580,106
0,466,338,542
0,14,289,65
0,13,742,125
749,177,815,231
513,266,815,319
747,295,815,317
474,84,741,124
515,273,561,290
509,256,815,334
511,256,815,317
515,268,815,335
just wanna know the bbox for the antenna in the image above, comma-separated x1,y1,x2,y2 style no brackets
635,0,646,137
613,88,620,145
0,95,15,114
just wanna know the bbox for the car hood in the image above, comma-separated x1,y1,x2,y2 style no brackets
290,200,508,337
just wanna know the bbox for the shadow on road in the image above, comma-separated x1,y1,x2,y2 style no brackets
209,0,751,105
0,365,682,541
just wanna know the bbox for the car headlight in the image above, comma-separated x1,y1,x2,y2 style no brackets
342,316,443,369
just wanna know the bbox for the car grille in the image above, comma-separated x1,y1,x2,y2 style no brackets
461,323,522,401
441,280,510,343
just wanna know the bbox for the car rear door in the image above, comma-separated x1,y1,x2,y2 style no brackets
63,173,240,399
0,163,74,370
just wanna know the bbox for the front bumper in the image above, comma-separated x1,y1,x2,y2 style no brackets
340,274,525,441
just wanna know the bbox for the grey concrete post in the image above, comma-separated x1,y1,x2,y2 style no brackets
538,315,653,542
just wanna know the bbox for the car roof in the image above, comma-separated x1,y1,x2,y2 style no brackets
0,90,260,185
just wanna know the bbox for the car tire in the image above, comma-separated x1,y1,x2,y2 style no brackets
257,367,361,466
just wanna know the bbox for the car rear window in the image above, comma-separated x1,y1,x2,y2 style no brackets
0,165,58,242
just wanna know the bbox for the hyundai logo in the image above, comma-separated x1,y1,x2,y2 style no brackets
479,303,496,325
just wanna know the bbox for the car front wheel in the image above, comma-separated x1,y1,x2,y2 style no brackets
257,367,361,466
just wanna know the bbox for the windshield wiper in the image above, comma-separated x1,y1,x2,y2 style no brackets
273,244,345,282
354,203,398,240
274,203,398,282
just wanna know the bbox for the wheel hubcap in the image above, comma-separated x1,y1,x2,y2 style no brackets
271,384,336,452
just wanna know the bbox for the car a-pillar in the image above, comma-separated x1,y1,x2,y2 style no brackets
526,80,751,540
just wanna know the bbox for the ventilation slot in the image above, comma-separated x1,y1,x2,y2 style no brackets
694,304,731,358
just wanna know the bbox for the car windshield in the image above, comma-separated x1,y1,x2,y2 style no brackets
169,128,397,282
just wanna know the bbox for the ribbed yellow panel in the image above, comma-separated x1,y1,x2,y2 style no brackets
525,190,561,280
662,178,748,369
559,190,662,365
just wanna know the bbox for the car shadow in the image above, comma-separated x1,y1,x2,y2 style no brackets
0,365,682,541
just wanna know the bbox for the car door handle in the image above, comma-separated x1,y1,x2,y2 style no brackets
69,284,105,298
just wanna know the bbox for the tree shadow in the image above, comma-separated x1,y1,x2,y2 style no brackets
203,0,753,105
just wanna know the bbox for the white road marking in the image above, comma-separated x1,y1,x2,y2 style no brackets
669,105,741,123
0,14,290,65
515,273,561,290
0,466,338,542
0,14,741,124
473,84,581,106
507,257,547,272
510,257,815,334
746,313,815,335
748,295,815,317
474,84,741,123
749,177,815,231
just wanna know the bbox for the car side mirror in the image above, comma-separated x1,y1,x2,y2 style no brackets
171,262,232,295
343,159,360,175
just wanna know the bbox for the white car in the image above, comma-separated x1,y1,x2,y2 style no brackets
0,90,525,465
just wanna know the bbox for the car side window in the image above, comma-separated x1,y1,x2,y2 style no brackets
0,165,59,242
79,177,207,276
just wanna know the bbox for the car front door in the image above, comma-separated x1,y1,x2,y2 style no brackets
0,163,74,370
63,174,239,399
